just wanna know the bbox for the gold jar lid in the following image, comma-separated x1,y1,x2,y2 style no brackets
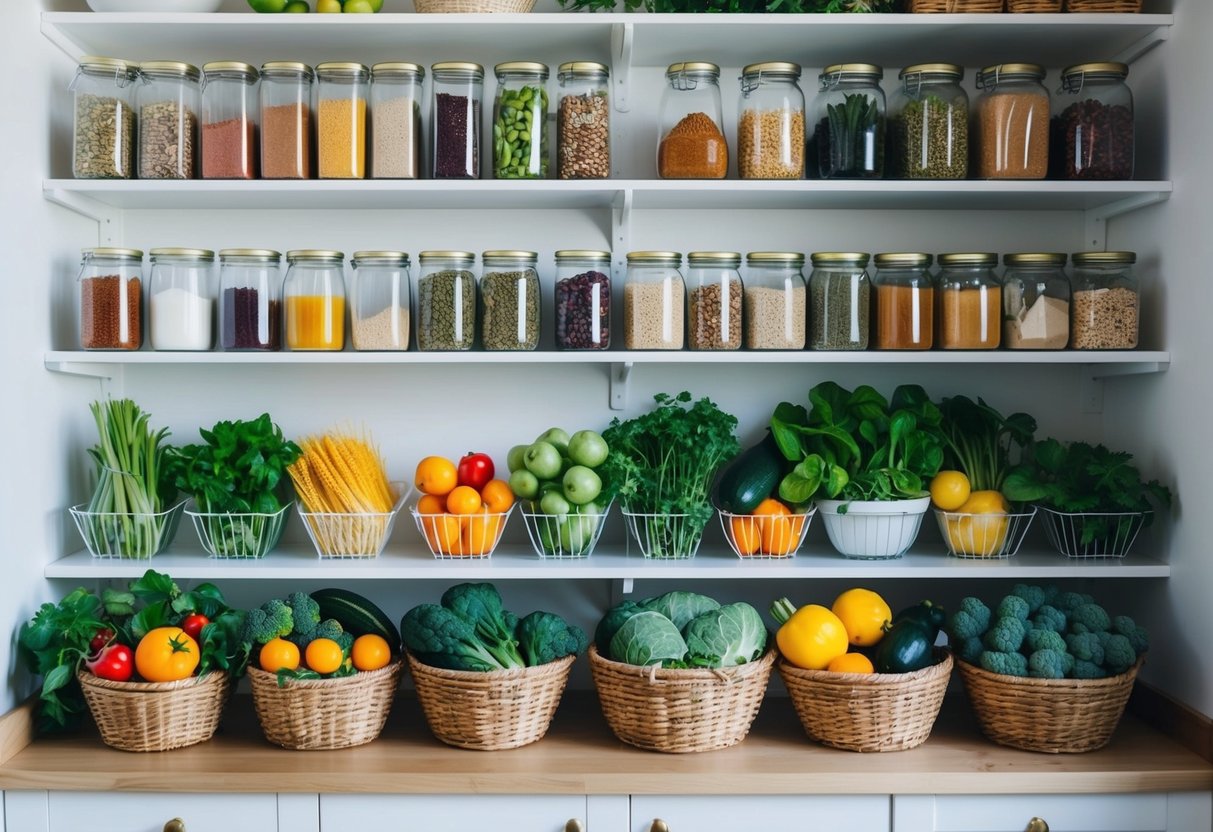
371,62,424,78
139,61,201,81
938,253,999,267
286,249,345,262
1061,62,1129,80
822,63,883,80
977,63,1046,87
627,251,682,265
315,62,369,78
261,61,313,79
747,251,805,266
741,61,801,80
149,247,215,261
84,247,143,260
811,252,870,267
1072,251,1136,266
219,248,281,260
666,62,719,79
1004,253,1067,267
352,251,409,265
555,249,611,260
431,62,484,80
419,250,475,263
494,61,549,79
78,56,137,78
483,250,539,262
900,63,963,81
557,62,609,79
873,252,933,268
202,61,258,80
687,251,741,267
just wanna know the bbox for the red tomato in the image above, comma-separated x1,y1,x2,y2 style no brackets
181,613,210,642
89,627,115,654
456,452,495,490
85,644,134,682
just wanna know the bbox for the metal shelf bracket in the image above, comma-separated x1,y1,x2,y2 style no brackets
44,188,124,246
611,22,634,113
45,359,125,396
610,361,634,410
1083,191,1169,251
1081,360,1166,414
1112,25,1170,65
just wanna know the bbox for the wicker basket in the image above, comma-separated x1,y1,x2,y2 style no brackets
77,670,229,752
1008,0,1062,10
407,652,574,751
1066,0,1141,11
777,651,953,752
956,656,1143,752
247,660,402,750
588,644,775,753
908,0,1004,11
414,0,536,12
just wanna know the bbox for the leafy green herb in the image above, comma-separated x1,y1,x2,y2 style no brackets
938,395,1036,492
17,588,108,731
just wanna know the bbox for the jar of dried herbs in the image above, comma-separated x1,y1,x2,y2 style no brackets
219,248,282,351
975,63,1050,180
1002,253,1070,350
872,252,935,351
808,63,885,180
890,63,968,180
809,252,870,351
658,62,728,179
1051,62,1134,181
350,251,410,352
417,251,477,351
480,250,540,351
78,247,144,351
685,252,743,351
1070,250,1139,350
136,61,201,180
745,251,806,350
71,56,137,179
493,62,549,180
937,252,1002,350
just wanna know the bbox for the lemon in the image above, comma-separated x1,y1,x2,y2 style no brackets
929,470,971,511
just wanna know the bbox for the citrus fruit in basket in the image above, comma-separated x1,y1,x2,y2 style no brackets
730,515,761,555
831,588,893,647
446,485,483,515
424,513,463,556
305,638,345,674
415,456,458,497
462,509,503,556
945,490,1012,556
826,652,875,674
417,493,445,515
352,634,392,672
753,498,797,556
480,479,514,514
260,637,301,673
930,470,971,511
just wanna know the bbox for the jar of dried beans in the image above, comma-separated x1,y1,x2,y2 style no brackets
79,247,144,351
744,252,806,350
808,64,885,180
1051,62,1134,181
685,252,743,351
1002,253,1070,350
493,62,549,180
149,248,215,351
557,62,610,180
809,252,870,351
201,62,258,180
737,62,805,180
219,248,282,351
975,63,1050,180
890,63,968,180
1069,251,1139,350
284,250,346,351
136,61,200,180
417,251,477,351
481,251,541,350
937,253,1002,350
431,63,483,180
555,250,611,350
872,252,935,351
316,63,369,180
259,62,312,180
370,63,423,180
624,252,684,350
658,62,727,180
351,251,410,352
71,56,137,179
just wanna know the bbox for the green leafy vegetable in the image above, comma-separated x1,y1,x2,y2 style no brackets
937,395,1036,492
812,92,884,178
441,582,526,670
639,591,720,631
516,611,589,667
609,611,688,667
682,602,767,667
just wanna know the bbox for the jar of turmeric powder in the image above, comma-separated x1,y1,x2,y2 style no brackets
872,253,934,351
658,62,728,180
937,252,1001,350
284,250,346,351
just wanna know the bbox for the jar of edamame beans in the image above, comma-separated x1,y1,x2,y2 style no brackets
493,62,549,180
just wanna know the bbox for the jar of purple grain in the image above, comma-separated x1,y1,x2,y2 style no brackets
554,250,611,350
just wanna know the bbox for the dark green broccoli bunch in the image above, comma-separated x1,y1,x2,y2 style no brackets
241,591,353,654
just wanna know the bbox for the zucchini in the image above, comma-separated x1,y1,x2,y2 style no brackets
712,432,784,514
873,619,936,674
312,588,400,652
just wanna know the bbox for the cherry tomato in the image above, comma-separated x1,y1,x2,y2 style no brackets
456,452,495,491
89,627,115,654
85,643,134,682
181,613,210,642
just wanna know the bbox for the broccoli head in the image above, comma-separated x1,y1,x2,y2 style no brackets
1073,659,1108,680
400,604,508,672
516,610,588,667
440,583,525,669
1104,633,1137,675
242,599,293,645
1055,591,1094,613
1028,648,1067,679
1041,585,1060,605
1113,615,1150,654
1032,604,1067,633
1011,584,1046,614
1070,603,1111,633
1025,627,1067,654
1061,651,1076,676
1065,631,1105,665
983,616,1027,653
287,591,321,636
956,636,984,665
996,595,1030,622
948,597,991,642
960,597,992,631
980,650,1028,677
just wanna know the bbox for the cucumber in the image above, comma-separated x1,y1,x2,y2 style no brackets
712,431,785,514
312,588,400,652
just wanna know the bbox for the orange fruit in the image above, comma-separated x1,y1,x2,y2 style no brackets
446,485,483,515
351,634,391,672
730,515,761,556
304,638,345,675
422,513,462,555
414,456,458,496
462,508,503,557
480,479,515,514
753,498,790,517
826,652,875,674
752,498,794,555
416,494,445,515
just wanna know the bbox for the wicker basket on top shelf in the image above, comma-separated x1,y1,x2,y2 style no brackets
1066,0,1141,11
414,0,536,12
908,0,1004,12
1008,0,1062,11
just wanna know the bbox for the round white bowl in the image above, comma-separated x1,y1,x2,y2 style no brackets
86,0,225,12
815,496,931,560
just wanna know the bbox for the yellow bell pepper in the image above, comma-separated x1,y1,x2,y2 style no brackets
769,599,849,670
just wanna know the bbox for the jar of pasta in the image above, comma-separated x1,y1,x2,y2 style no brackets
219,248,281,351
938,253,1001,350
315,62,369,180
480,251,540,351
1002,253,1070,350
624,252,684,350
738,62,804,180
417,251,477,351
685,252,742,351
350,251,410,351
555,250,611,350
745,252,806,350
79,247,144,351
975,63,1050,180
1069,251,1139,350
872,252,934,350
809,252,870,351
658,63,727,180
808,64,885,180
284,250,346,351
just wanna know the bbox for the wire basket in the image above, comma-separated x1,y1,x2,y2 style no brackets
622,509,710,560
816,497,930,560
70,499,186,560
412,505,514,559
934,506,1037,559
718,506,816,559
297,484,407,560
520,502,611,559
186,502,291,560
1038,507,1150,559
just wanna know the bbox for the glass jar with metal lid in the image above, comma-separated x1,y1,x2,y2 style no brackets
658,62,727,180
316,63,369,179
493,62,549,180
219,249,281,351
149,248,215,351
350,251,410,352
200,62,258,180
431,62,484,180
938,252,1002,350
259,62,312,180
136,61,201,180
1051,62,1133,181
417,251,477,351
1070,251,1139,350
71,57,137,179
738,62,805,180
872,253,934,351
480,251,540,350
685,252,743,351
555,250,611,350
370,63,423,180
79,247,144,351
808,64,885,180
624,252,684,350
556,62,610,180
1003,253,1070,350
890,63,968,180
284,250,346,351
975,63,1050,180
809,252,870,351
745,252,806,350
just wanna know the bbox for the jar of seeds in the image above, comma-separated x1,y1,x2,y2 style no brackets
149,247,215,351
1069,251,1139,350
78,247,143,351
1003,253,1070,350
557,62,610,180
71,56,137,179
431,63,483,180
745,252,806,350
284,250,346,351
480,250,540,351
351,251,410,351
136,61,201,180
219,248,281,351
890,63,968,180
809,252,870,351
201,62,259,180
370,63,423,180
494,62,549,180
555,250,611,350
738,62,805,180
417,250,477,351
872,252,935,350
938,252,1002,350
624,252,684,350
685,252,743,351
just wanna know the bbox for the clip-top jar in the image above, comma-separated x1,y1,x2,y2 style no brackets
316,63,369,180
809,252,870,351
284,250,346,351
686,252,743,351
149,248,214,351
658,63,727,180
137,61,201,180
809,64,885,180
1052,62,1133,181
480,251,540,351
259,62,312,180
417,251,477,351
872,253,934,350
219,249,281,351
556,62,610,180
1002,253,1070,350
738,62,805,180
71,57,137,179
200,62,258,180
745,252,806,350
370,63,423,180
625,252,684,350
938,253,1001,350
351,251,410,351
976,63,1050,180
1070,251,1139,350
79,247,143,351
493,62,549,180
431,63,484,180
891,63,968,180
555,250,611,350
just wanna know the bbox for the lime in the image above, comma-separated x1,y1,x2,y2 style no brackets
284,0,310,10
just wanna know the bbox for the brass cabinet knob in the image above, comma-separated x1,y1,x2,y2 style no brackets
651,820,670,832
1025,819,1049,832
163,820,186,832
565,820,584,832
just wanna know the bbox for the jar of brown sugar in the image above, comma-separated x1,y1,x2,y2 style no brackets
1069,251,1139,350
79,247,144,351
938,252,1002,350
658,62,728,180
872,252,934,351
624,252,684,350
201,62,258,180
686,252,743,351
1003,253,1070,350
259,62,312,180
975,63,1050,180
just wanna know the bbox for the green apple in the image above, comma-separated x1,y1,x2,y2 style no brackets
523,440,563,480
535,427,570,455
539,490,571,516
568,429,609,469
562,465,602,506
367,0,384,9
316,0,342,11
506,443,529,473
508,469,540,501
343,0,373,10
558,512,594,554
536,516,558,554
283,0,309,10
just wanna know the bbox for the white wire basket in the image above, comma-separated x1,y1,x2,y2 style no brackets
622,509,710,560
297,484,408,560
70,499,187,560
521,502,611,559
186,502,291,560
1038,507,1151,559
816,497,930,560
411,504,514,560
718,506,816,559
934,506,1038,559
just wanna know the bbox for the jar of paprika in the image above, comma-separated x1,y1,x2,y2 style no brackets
658,62,728,179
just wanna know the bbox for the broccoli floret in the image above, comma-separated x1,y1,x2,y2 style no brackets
1113,615,1150,654
1097,630,1114,649
1025,628,1067,654
1054,591,1091,613
1028,648,1067,679
1061,651,1076,676
948,610,986,642
441,583,525,669
983,616,1027,653
241,599,293,645
400,604,509,672
996,595,1030,622
960,597,992,631
980,650,1028,677
1041,585,1060,605
957,636,984,665
1071,603,1111,633
287,591,321,636
1065,631,1105,665
1104,633,1137,675
516,610,588,667
1073,659,1108,680
1011,584,1046,614
1032,604,1067,633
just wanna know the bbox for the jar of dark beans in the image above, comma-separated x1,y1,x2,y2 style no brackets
431,62,483,180
1051,62,1133,181
79,247,144,350
480,250,540,350
219,249,282,351
555,250,611,350
417,250,477,350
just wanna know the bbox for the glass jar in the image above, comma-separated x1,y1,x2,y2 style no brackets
1003,253,1070,350
149,248,215,351
738,62,805,180
890,63,968,180
284,250,346,351
938,252,1002,350
1070,251,1139,350
480,251,540,350
219,248,282,351
431,62,483,180
975,63,1050,180
872,252,935,351
259,62,312,180
350,251,410,351
624,252,684,350
809,252,870,351
71,56,137,179
79,247,143,351
745,252,806,350
417,251,477,351
657,62,727,180
493,62,549,180
316,62,369,180
808,63,885,180
200,62,258,180
370,63,423,180
556,62,610,180
554,250,611,350
1052,62,1134,181
136,61,201,180
686,252,743,351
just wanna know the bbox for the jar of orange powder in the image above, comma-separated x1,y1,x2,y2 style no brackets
657,62,728,179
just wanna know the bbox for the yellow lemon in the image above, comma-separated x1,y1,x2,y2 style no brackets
929,470,971,511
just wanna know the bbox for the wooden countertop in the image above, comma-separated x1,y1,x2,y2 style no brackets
1,693,1210,795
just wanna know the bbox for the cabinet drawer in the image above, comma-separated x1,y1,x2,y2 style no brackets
320,795,586,831
47,792,279,832
630,795,890,832
897,793,1169,831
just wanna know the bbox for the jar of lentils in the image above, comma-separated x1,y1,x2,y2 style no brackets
136,61,201,180
745,252,806,350
284,250,346,351
556,62,610,180
149,247,215,351
624,252,684,350
808,64,885,180
890,63,968,180
350,251,410,351
1069,251,1139,350
1002,253,1070,350
493,62,549,180
480,250,540,351
658,63,728,180
555,250,611,350
975,63,1050,180
1051,62,1133,181
219,248,281,351
737,62,805,180
937,253,1002,350
71,56,137,179
79,247,143,351
872,252,934,350
417,251,477,351
685,252,743,351
809,252,870,351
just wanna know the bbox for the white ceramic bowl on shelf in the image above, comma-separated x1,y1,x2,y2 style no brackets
85,0,225,12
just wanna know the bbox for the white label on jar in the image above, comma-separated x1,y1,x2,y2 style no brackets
783,277,794,341
517,276,527,344
719,273,730,344
454,277,463,342
591,282,601,344
911,287,921,344
850,274,860,343
979,284,990,344
152,287,212,350
662,276,673,345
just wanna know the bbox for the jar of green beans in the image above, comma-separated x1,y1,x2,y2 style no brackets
807,64,885,180
493,62,549,180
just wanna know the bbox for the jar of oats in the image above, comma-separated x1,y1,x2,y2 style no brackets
685,252,743,351
1069,251,1139,350
624,251,684,350
350,251,410,351
744,252,806,350
738,62,804,180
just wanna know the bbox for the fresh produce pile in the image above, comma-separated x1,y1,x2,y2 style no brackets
713,432,811,557
247,0,383,12
414,453,514,557
595,591,767,668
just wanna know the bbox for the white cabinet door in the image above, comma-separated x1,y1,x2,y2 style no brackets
320,795,587,832
892,793,1213,832
44,792,278,832
630,795,889,832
